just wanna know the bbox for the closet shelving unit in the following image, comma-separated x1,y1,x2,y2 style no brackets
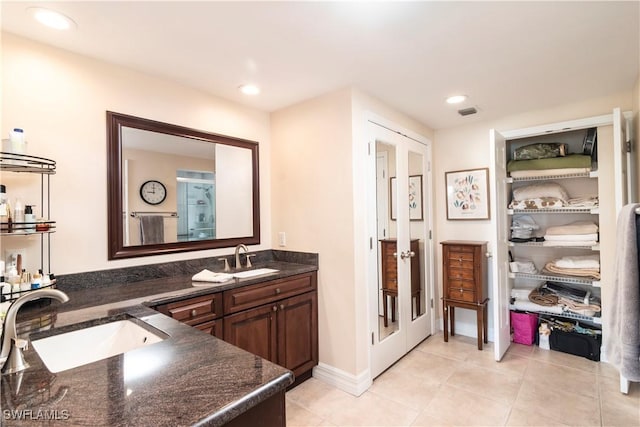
0,151,57,302
505,153,603,326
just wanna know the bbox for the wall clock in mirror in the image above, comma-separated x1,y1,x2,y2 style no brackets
140,180,167,205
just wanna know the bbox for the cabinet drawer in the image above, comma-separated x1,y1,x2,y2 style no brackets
447,251,475,263
447,288,475,303
155,293,223,326
447,267,475,281
447,279,475,291
224,273,316,314
446,245,476,254
447,258,474,269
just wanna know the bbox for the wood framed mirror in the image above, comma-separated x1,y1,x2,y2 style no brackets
107,111,260,260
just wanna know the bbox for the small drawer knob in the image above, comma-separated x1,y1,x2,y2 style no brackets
280,304,285,310
191,309,197,317
272,306,278,312
275,288,281,295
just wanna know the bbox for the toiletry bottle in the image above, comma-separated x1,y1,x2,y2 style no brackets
31,272,42,290
24,205,36,232
14,198,24,226
9,128,26,154
0,185,7,220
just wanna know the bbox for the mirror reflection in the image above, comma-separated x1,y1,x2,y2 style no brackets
107,112,260,260
408,150,425,320
376,141,399,341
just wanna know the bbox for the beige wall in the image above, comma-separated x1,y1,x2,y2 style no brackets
271,88,357,374
1,33,272,275
433,91,634,331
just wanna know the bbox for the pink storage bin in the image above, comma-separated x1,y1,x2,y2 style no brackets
510,311,539,345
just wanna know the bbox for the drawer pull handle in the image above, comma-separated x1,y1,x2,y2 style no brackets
272,306,278,312
191,309,197,317
275,288,281,295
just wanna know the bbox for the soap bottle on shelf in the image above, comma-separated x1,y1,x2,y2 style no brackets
24,205,36,232
14,198,24,229
9,128,26,154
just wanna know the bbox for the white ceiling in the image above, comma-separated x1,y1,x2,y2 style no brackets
1,1,639,130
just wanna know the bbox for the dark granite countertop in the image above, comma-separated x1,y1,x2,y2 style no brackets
1,253,318,426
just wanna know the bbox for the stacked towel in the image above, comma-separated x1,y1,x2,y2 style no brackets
544,255,600,280
543,221,599,246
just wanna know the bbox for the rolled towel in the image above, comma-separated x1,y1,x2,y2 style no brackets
192,269,234,283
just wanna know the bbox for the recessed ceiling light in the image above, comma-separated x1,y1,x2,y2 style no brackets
446,95,467,104
28,7,76,30
238,84,260,95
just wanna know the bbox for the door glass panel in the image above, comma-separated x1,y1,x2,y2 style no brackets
408,150,425,320
376,142,398,341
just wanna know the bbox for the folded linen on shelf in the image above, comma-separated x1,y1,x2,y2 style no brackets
544,233,599,242
507,154,593,172
545,220,599,236
512,182,569,202
512,299,564,314
509,167,591,179
553,255,600,270
509,197,565,210
192,269,234,283
544,262,601,280
542,240,598,247
567,196,599,207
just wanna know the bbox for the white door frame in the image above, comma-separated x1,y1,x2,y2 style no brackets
366,113,435,378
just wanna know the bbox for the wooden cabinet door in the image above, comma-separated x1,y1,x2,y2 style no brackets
224,303,278,363
276,292,318,377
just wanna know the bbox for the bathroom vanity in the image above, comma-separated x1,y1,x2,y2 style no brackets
1,251,318,426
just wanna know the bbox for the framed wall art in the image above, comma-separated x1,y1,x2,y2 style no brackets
390,175,423,221
445,168,490,220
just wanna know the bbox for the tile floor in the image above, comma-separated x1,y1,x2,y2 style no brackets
286,333,640,426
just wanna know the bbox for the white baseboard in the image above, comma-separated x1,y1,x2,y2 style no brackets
312,362,371,397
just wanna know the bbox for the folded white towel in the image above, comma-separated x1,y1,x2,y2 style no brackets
545,220,598,236
553,255,600,269
544,233,599,241
192,269,234,283
542,240,598,247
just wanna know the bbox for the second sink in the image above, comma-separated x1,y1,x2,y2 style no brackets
32,318,166,373
232,268,279,279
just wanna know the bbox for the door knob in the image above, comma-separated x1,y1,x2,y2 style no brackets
400,251,415,259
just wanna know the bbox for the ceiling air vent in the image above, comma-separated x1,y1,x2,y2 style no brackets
458,107,477,116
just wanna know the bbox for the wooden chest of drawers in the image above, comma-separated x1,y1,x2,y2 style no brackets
379,239,421,326
441,240,489,350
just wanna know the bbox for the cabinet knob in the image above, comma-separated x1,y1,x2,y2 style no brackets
191,309,197,317
275,288,281,295
272,306,278,312
458,257,463,262
280,304,285,310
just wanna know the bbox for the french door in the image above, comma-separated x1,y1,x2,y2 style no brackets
368,120,433,378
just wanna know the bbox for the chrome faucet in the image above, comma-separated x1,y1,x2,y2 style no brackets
1,289,69,374
234,244,249,269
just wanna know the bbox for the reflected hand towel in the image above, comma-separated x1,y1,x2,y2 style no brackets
140,215,164,244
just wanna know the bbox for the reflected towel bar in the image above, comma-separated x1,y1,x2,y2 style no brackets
130,211,178,218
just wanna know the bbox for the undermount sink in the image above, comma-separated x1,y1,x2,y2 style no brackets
232,268,279,279
32,319,166,373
